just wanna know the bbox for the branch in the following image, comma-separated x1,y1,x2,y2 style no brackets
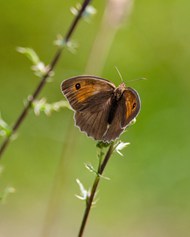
0,0,93,159
77,142,115,237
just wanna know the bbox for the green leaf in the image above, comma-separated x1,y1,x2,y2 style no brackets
70,4,97,22
75,179,89,201
32,98,70,116
0,114,12,137
17,47,40,65
114,141,130,156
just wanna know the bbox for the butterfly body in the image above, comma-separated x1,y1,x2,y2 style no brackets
61,76,140,142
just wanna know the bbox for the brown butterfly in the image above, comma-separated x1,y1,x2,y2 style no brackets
61,75,140,142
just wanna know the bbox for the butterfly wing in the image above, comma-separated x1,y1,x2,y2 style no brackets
123,87,141,126
75,97,112,140
103,87,141,142
61,76,115,112
61,76,115,140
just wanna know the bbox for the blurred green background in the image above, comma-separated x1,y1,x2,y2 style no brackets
0,0,190,236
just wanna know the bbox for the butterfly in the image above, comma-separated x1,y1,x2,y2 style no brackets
61,75,141,142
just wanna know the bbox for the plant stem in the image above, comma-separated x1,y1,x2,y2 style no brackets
0,0,92,159
78,142,114,237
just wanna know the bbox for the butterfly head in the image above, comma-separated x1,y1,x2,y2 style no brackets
114,82,126,100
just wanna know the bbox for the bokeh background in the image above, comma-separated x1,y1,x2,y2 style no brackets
0,0,190,236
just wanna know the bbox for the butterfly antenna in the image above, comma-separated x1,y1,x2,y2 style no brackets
127,77,147,83
114,66,124,82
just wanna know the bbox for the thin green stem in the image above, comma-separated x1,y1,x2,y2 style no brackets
0,0,93,159
78,142,114,237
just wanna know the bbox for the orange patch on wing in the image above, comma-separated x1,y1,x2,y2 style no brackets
125,91,136,119
75,82,100,103
126,100,132,119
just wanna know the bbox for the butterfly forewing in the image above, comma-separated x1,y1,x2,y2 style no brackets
122,88,141,126
102,87,140,142
61,76,115,111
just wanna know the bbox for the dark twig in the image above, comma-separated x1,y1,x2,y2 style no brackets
0,0,92,159
78,142,115,237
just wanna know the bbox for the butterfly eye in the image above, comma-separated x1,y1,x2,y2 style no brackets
75,83,81,90
132,102,136,110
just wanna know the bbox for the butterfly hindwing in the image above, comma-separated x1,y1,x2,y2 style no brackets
75,97,112,140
